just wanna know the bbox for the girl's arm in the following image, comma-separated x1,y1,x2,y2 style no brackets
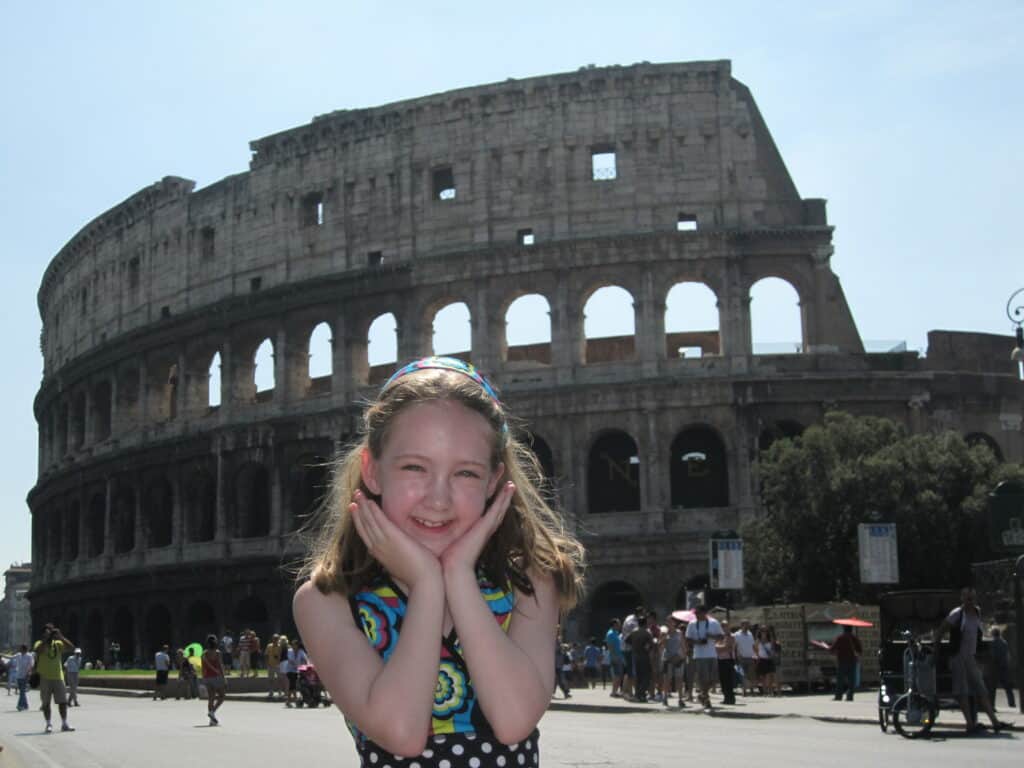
294,580,444,757
444,565,559,745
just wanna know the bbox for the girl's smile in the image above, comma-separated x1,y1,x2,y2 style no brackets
361,400,504,556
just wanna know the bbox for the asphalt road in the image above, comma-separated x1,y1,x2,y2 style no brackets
0,689,1018,767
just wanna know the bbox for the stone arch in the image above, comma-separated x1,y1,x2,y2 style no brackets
185,600,216,642
92,379,113,441
504,293,552,366
85,610,104,665
116,364,140,426
144,603,173,657
664,281,720,358
758,419,805,453
143,475,173,548
750,276,804,354
234,595,270,640
112,606,135,666
588,580,644,639
207,351,222,408
66,499,80,560
587,430,641,513
87,492,105,557
113,485,136,554
966,432,1003,462
234,462,270,538
527,433,556,482
144,348,178,422
669,425,729,508
432,301,472,358
184,468,216,543
367,312,398,385
289,454,329,532
583,285,636,364
307,321,333,388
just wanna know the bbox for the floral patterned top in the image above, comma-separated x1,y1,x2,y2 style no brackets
348,573,540,767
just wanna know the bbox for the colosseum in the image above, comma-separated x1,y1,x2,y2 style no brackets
29,60,1021,662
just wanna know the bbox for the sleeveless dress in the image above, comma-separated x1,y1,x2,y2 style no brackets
348,573,541,768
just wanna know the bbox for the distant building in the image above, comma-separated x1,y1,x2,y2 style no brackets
0,564,32,649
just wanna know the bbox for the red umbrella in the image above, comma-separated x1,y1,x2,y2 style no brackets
832,617,873,628
671,609,696,623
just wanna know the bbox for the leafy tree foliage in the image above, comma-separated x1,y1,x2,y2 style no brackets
742,411,1024,604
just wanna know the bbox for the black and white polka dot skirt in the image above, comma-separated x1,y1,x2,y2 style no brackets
356,728,540,768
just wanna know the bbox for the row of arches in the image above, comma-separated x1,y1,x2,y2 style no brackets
43,594,285,665
39,276,803,465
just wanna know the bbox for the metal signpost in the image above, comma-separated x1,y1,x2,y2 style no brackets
988,480,1024,714
710,537,744,591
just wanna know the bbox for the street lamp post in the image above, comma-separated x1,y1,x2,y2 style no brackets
1006,288,1024,371
1008,289,1024,712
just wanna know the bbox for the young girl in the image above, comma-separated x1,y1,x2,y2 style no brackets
200,634,226,725
294,356,584,766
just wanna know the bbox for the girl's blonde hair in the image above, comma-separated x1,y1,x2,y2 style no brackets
300,363,584,610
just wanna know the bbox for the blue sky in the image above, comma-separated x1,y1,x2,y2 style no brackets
2,1,1022,568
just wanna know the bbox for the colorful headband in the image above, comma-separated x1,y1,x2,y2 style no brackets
382,356,502,402
382,356,508,434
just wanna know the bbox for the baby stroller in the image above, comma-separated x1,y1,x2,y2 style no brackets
297,663,326,707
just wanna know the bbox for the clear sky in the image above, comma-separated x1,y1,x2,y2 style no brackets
2,1,1022,569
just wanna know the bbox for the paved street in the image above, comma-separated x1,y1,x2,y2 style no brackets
0,687,1018,767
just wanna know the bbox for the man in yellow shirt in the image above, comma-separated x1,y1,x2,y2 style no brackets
33,623,75,733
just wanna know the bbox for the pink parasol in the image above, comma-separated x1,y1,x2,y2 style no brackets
832,617,873,628
671,609,697,623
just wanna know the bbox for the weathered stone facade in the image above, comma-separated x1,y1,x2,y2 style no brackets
29,61,1022,658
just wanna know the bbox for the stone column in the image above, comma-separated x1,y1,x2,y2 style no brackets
218,341,234,421
77,490,87,561
215,439,229,541
133,477,144,552
175,348,187,420
270,447,283,537
171,466,184,548
274,326,289,403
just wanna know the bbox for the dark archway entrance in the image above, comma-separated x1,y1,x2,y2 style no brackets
588,580,644,639
587,431,641,513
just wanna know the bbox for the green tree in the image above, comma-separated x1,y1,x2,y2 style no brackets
742,411,1024,604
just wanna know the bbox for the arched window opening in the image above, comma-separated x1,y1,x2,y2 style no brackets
254,339,275,397
367,312,398,385
751,277,803,354
505,294,552,365
432,302,471,358
67,501,80,560
87,493,105,558
113,487,136,554
588,581,644,639
85,611,104,666
186,601,216,642
234,596,270,640
145,355,178,422
584,286,635,363
757,420,805,454
144,478,173,548
92,380,113,440
186,470,216,543
144,604,173,657
116,367,140,424
527,434,556,483
290,456,329,532
308,322,333,390
208,352,222,408
670,426,729,508
664,282,720,358
235,463,270,538
112,607,134,667
72,392,86,448
966,432,1003,462
587,431,641,513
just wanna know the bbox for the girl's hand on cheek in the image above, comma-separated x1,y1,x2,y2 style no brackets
440,481,515,575
350,490,441,588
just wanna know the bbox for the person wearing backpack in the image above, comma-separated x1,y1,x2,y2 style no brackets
933,588,1013,734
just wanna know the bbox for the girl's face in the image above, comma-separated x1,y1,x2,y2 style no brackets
361,399,504,557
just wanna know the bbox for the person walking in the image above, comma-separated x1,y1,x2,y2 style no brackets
63,648,82,707
201,634,227,725
685,605,723,711
265,633,281,699
33,624,75,733
153,644,171,700
988,627,1016,710
605,619,625,698
12,644,33,711
933,588,1012,733
732,619,757,696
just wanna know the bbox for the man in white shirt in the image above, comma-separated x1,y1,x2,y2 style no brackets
153,645,171,701
64,649,82,707
13,645,33,711
732,619,757,696
685,605,723,711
